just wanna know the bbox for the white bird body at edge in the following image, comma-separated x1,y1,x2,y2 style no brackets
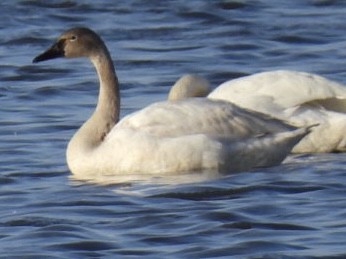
208,70,346,153
33,28,310,177
170,70,346,153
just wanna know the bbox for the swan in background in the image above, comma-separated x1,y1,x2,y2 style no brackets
170,71,346,153
33,27,311,177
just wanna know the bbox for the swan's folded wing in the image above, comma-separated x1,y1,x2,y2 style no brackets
112,98,294,140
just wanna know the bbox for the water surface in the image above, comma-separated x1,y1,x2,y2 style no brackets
1,1,346,258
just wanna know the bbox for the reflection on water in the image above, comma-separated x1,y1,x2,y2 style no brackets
1,0,346,258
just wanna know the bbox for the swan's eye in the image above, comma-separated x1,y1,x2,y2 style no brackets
70,35,77,42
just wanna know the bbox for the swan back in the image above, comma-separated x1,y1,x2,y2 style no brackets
115,98,295,139
209,70,346,112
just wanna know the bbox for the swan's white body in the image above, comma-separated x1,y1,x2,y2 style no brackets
33,28,310,177
69,98,311,176
208,70,346,153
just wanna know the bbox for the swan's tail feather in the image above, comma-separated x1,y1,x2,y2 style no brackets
219,126,312,173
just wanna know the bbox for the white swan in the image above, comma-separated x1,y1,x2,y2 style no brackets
171,71,346,153
33,27,310,177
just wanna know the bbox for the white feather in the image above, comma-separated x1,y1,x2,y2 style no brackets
208,70,346,153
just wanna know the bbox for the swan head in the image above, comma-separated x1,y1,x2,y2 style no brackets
168,74,210,100
33,27,106,63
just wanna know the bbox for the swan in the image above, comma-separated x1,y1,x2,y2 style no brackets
170,71,346,153
32,27,311,177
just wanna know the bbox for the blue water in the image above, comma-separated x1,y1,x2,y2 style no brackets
1,0,346,258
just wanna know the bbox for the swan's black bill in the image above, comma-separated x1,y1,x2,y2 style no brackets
33,41,65,63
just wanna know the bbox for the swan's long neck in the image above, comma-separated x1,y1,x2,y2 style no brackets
67,48,120,155
92,50,120,128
